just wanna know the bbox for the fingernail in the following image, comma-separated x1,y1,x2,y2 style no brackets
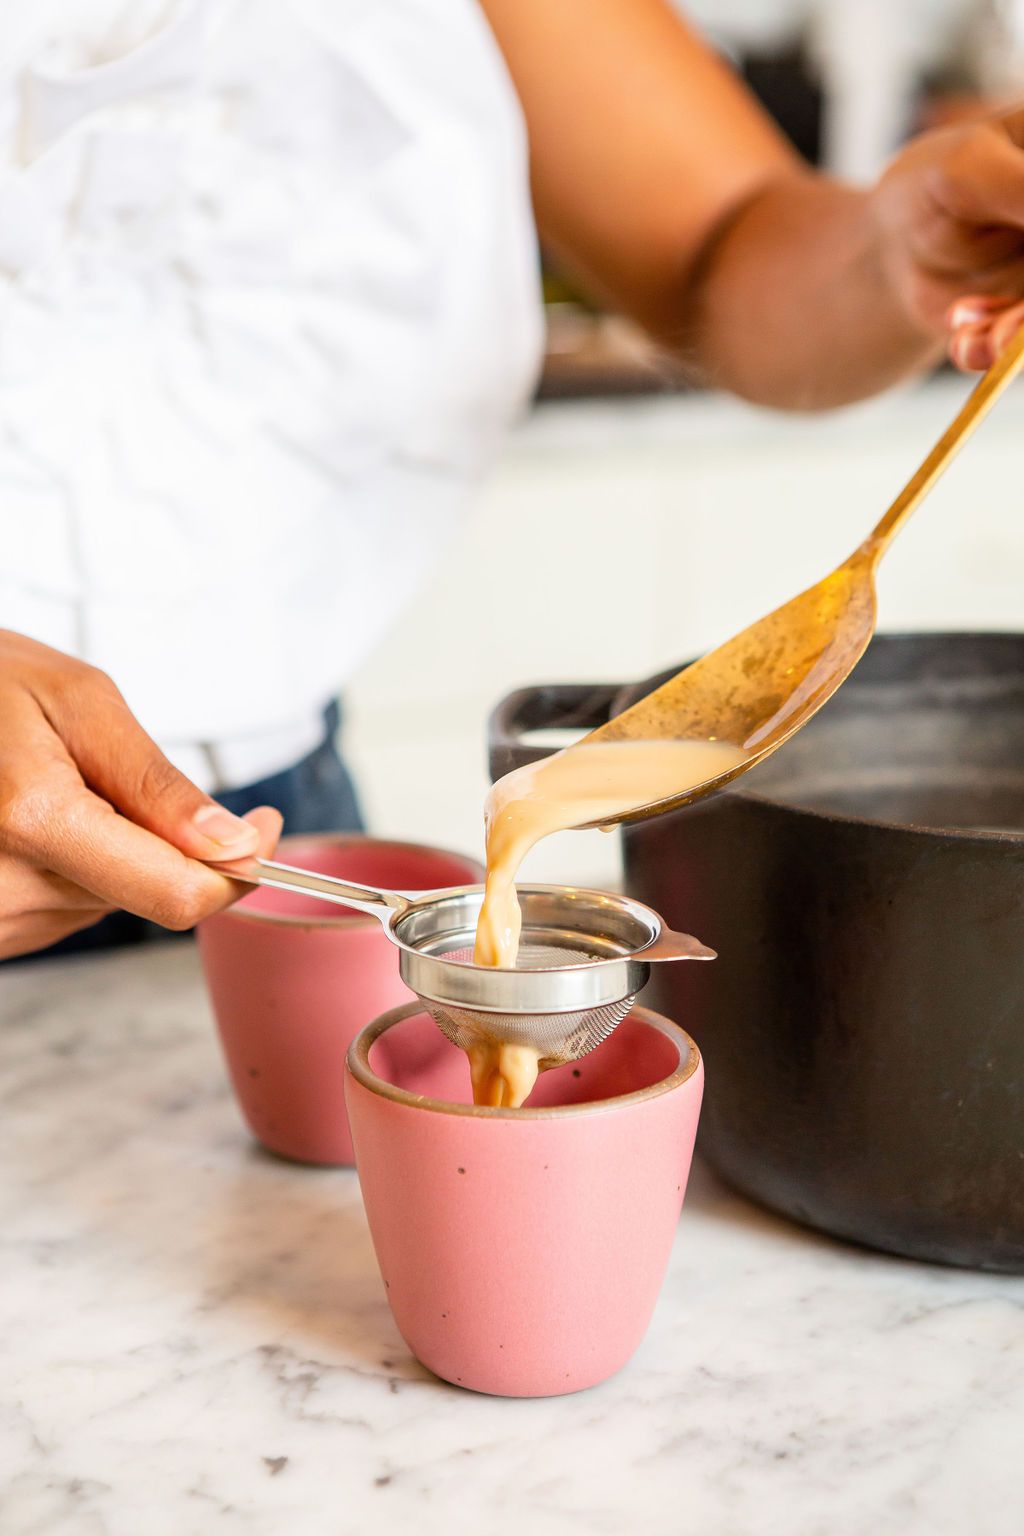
193,803,260,848
955,331,990,371
950,302,985,328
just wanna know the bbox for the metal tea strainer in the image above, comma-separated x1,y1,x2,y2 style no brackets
219,857,714,1069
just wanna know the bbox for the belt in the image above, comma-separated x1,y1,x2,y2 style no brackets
162,711,330,796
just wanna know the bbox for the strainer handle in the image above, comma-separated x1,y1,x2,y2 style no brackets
211,855,409,924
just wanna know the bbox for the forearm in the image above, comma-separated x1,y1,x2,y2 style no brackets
673,171,942,410
488,0,1024,409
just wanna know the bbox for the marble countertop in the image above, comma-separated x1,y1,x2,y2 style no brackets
2,943,1022,1536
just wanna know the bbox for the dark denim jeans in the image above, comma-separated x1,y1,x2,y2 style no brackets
11,701,363,961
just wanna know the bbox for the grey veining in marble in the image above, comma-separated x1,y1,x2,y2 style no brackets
1,944,1022,1536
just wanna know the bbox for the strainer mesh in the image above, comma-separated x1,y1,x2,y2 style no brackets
442,942,598,969
425,996,634,1064
419,941,634,1066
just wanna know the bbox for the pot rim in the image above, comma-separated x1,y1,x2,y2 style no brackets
209,832,485,931
346,1001,700,1120
615,631,1024,848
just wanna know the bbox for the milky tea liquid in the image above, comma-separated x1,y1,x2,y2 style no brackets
467,738,747,1106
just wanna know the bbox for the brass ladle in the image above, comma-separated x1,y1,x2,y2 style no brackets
575,326,1024,824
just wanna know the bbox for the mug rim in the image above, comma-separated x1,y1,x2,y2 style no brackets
212,833,485,931
347,1001,701,1120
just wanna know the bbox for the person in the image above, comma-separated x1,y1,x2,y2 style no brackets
2,0,1023,962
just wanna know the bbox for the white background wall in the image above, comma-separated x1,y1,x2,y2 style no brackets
345,376,1024,888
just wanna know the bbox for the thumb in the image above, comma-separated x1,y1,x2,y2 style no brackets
49,668,269,861
229,805,285,867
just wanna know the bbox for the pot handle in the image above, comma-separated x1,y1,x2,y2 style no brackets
487,682,623,781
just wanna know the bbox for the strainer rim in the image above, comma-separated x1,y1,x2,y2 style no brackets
389,882,670,973
346,1001,701,1119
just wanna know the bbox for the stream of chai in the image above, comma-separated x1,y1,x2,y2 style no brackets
466,737,748,1107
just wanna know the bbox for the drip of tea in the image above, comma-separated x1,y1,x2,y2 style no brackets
465,1040,542,1108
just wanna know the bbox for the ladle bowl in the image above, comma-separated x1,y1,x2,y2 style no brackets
547,323,1024,828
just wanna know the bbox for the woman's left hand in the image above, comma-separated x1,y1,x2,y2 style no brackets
869,108,1024,371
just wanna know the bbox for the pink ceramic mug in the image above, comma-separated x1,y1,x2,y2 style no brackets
345,1002,703,1397
197,836,483,1165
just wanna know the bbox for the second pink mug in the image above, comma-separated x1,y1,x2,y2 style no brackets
197,835,484,1165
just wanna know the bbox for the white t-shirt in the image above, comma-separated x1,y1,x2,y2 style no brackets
0,0,543,789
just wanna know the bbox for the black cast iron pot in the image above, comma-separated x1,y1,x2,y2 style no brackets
489,633,1024,1272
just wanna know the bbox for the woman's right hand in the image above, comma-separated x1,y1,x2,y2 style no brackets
0,630,283,959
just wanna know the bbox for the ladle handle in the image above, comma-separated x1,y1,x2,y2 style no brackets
862,322,1024,561
213,855,408,924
